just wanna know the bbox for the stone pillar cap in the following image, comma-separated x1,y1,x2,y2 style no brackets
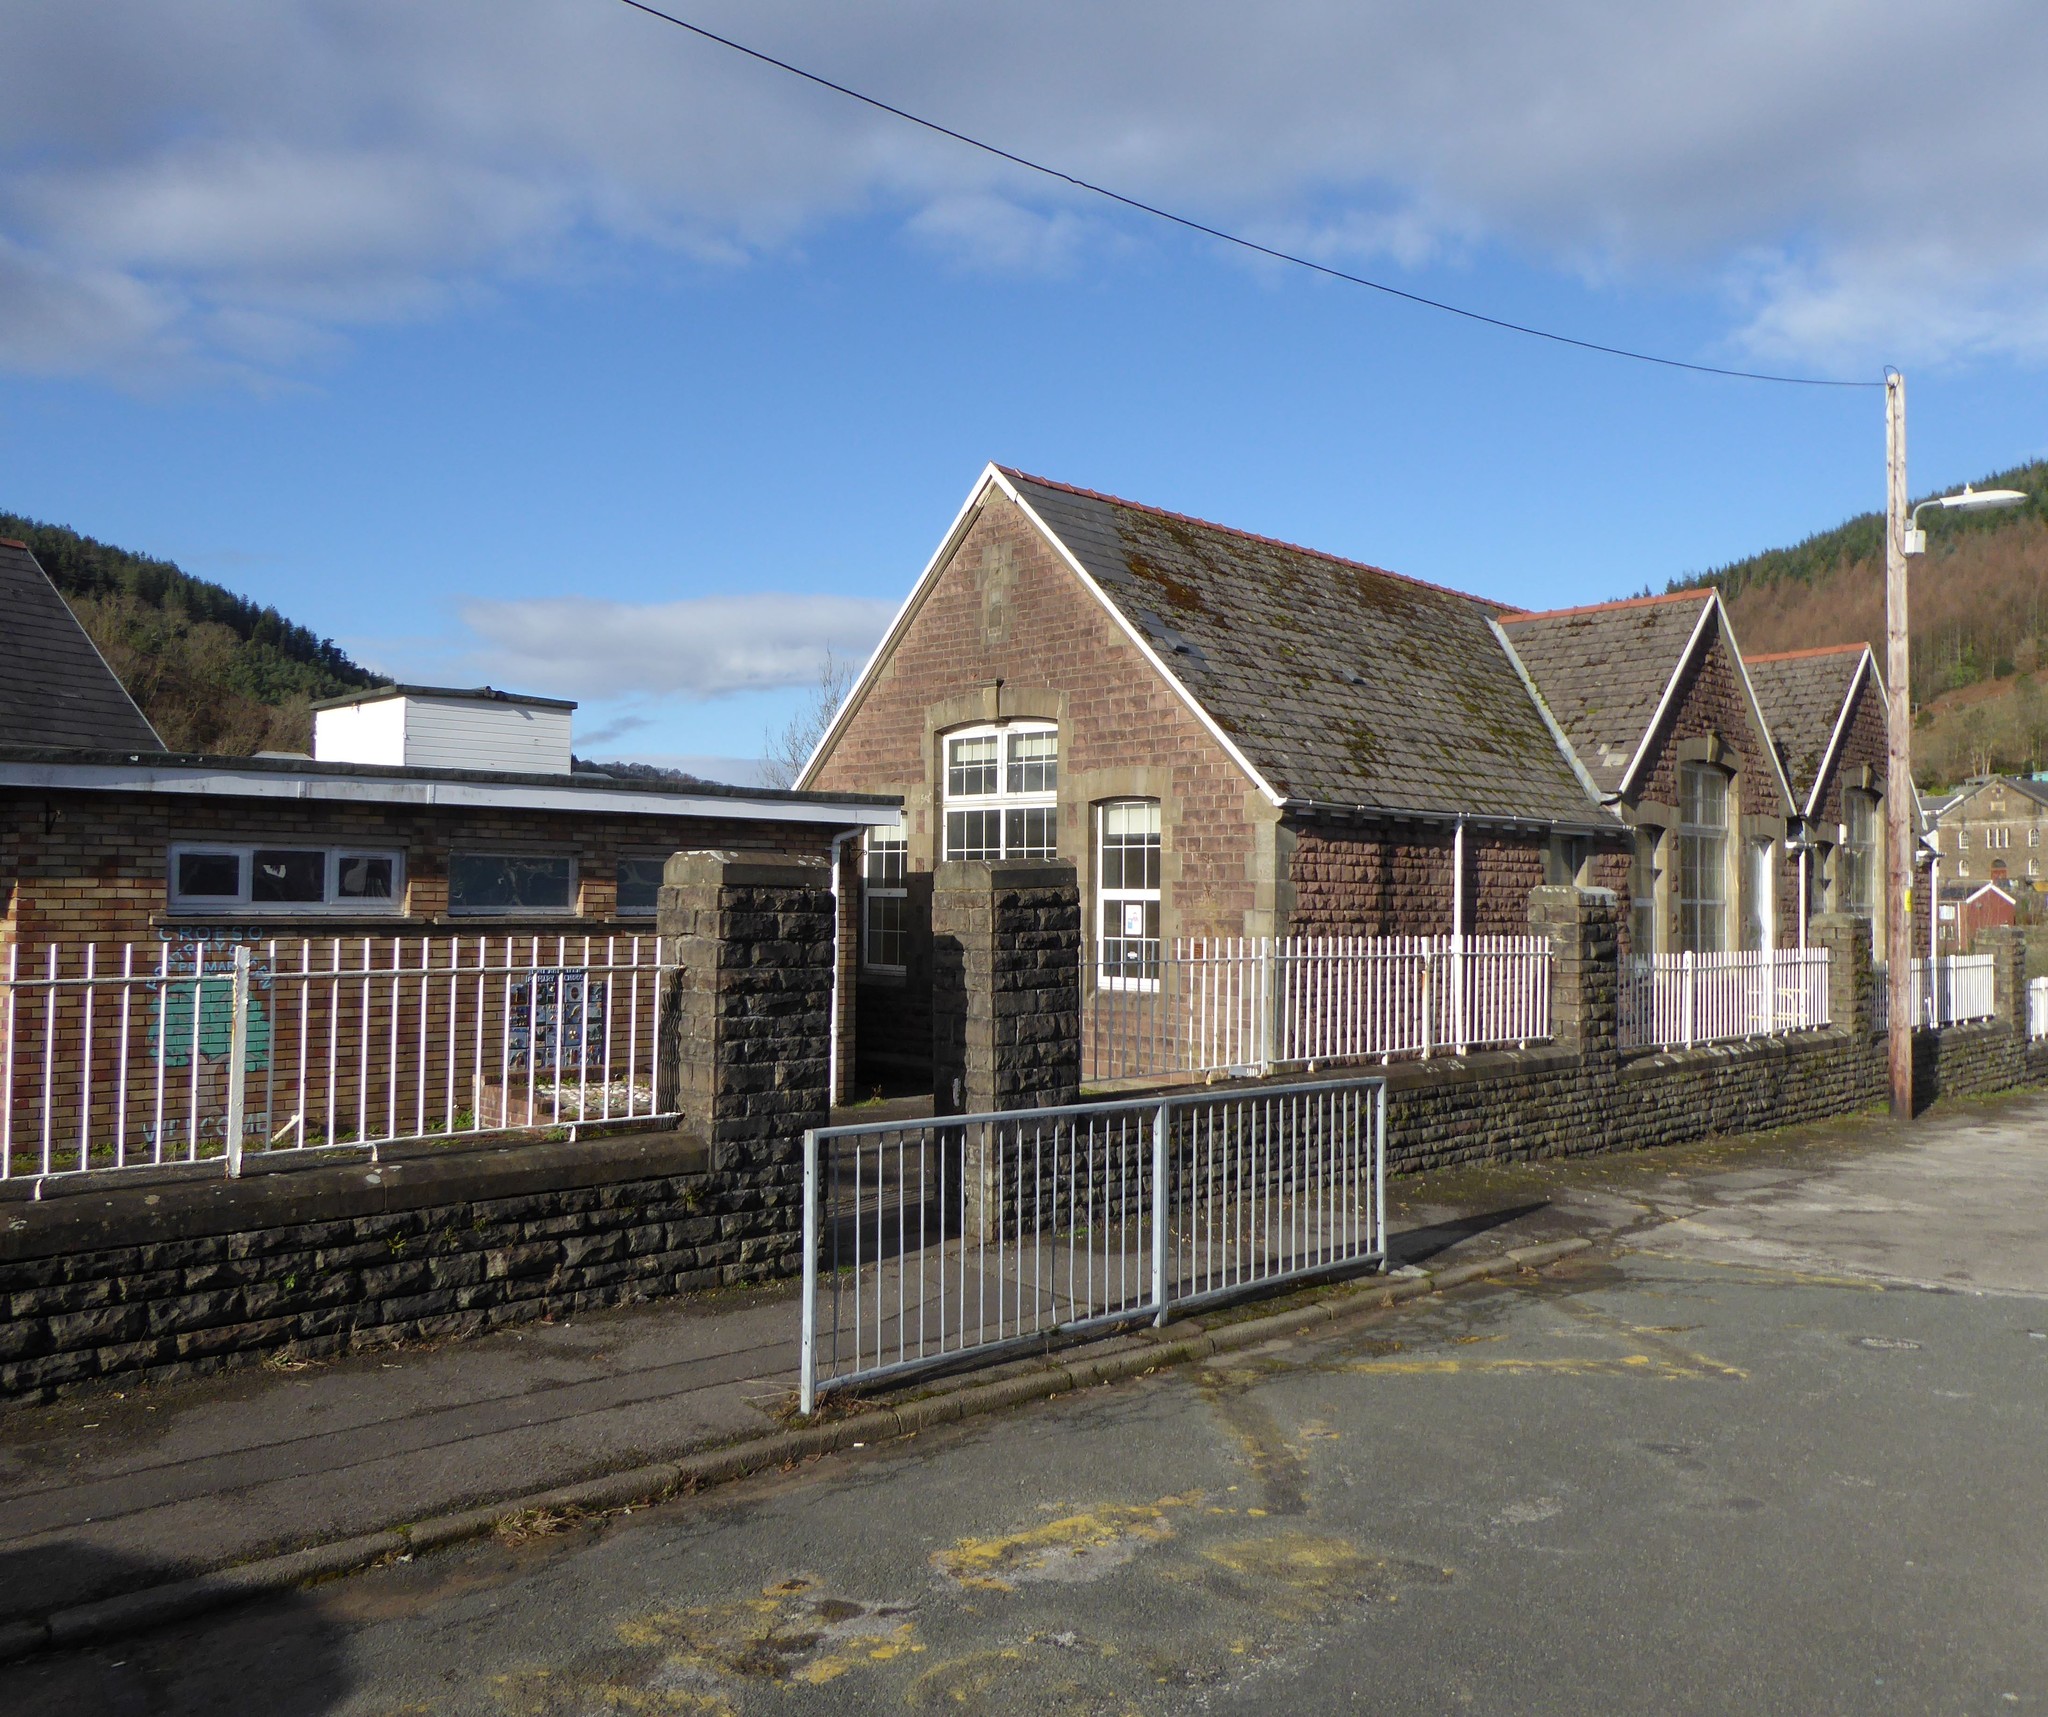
662,850,830,888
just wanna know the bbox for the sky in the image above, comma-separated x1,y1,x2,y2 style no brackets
3,2,2045,784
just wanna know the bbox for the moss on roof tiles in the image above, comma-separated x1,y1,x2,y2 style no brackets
1004,472,1604,823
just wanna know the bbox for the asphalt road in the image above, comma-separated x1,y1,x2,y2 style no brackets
7,1098,2047,1715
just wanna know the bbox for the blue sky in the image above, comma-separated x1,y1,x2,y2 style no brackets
3,2,2045,782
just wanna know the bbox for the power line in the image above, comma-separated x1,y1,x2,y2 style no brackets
615,0,1881,391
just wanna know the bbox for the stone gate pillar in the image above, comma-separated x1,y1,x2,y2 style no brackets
1528,885,1620,1064
931,858,1081,1116
657,851,833,1275
1810,912,1875,1036
1981,923,2027,1031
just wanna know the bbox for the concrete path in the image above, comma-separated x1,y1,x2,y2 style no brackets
3,1085,2042,1639
6,1085,2045,1714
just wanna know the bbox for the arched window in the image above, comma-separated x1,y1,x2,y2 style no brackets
942,722,1058,860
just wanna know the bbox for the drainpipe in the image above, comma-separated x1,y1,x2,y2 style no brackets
1797,846,1809,951
1451,817,1467,1053
828,829,855,1109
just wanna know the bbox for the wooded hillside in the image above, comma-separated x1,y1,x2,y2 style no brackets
1,511,379,754
1671,461,2048,786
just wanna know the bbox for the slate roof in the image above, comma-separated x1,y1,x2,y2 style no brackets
1000,471,1608,826
1743,645,1869,811
1495,592,1713,794
0,538,162,752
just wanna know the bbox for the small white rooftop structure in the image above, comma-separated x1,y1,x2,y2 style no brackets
312,684,576,775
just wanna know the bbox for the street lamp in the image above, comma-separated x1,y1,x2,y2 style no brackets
1904,484,2029,555
1883,369,2029,1119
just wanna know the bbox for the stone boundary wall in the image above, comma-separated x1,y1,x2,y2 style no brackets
0,1131,763,1401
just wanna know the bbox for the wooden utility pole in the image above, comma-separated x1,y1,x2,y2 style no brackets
1884,371,1914,1118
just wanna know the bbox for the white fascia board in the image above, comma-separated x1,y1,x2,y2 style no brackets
1721,600,1801,815
1616,593,1799,816
795,465,1003,789
0,761,899,827
1802,648,1875,821
1615,595,1716,799
994,471,1287,810
1488,618,1615,816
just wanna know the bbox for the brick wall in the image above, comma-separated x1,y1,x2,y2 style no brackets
0,789,839,950
811,489,1279,1090
1287,823,1601,937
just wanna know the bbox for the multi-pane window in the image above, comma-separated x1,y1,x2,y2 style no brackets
1987,825,2011,850
1675,764,1728,954
863,816,908,972
942,723,1058,861
1097,800,1162,986
2031,826,2041,847
1840,790,1878,919
168,844,403,913
448,853,575,914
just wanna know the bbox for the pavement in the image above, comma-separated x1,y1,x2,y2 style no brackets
3,1087,2046,1711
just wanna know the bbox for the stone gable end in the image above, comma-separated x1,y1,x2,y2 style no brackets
1631,613,1789,822
807,486,1270,931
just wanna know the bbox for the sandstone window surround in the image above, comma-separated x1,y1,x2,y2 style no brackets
862,813,909,972
1096,799,1162,988
168,842,404,915
941,721,1058,862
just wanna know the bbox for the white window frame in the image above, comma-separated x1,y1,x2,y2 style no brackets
1675,763,1729,954
447,852,578,917
168,842,405,915
1840,790,1879,920
941,721,1059,862
1096,799,1162,991
862,815,908,974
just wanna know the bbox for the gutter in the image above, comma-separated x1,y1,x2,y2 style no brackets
1278,799,1625,842
0,759,903,830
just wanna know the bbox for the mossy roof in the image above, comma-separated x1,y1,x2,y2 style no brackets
1496,592,1714,795
1744,646,1870,810
1003,471,1608,825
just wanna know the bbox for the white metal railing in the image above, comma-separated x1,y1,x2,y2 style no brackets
1084,934,1551,1084
1873,955,1998,1031
1618,948,1832,1051
799,1075,1388,1411
2,936,674,1191
2031,977,2048,1041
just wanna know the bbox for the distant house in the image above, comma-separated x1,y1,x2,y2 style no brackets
1496,589,1799,957
0,538,896,972
800,465,1628,1080
1743,642,1892,951
1959,880,2018,948
1928,774,2048,906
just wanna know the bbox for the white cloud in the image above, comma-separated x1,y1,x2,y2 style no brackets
454,590,896,701
5,2,2048,377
